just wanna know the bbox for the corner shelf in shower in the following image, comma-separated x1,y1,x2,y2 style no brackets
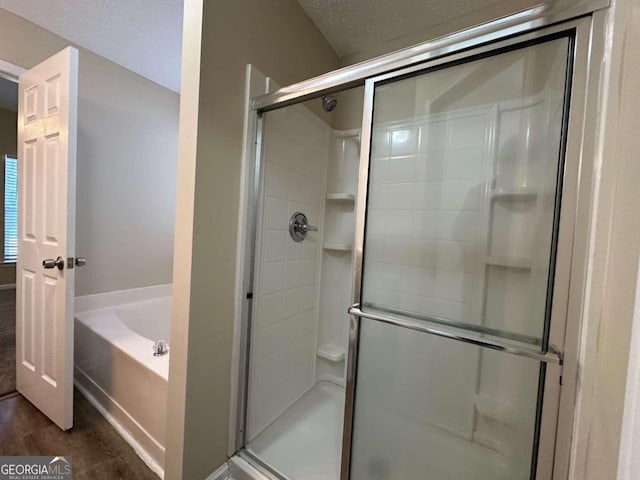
485,256,532,270
326,193,356,203
317,344,346,362
490,188,538,201
323,242,352,252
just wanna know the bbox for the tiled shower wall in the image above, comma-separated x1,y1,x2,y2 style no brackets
247,105,329,440
358,66,562,474
351,101,560,479
363,106,494,327
362,107,495,438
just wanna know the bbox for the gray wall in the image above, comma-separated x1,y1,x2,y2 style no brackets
75,52,178,295
0,7,178,296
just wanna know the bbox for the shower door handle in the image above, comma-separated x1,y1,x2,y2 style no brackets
347,305,563,364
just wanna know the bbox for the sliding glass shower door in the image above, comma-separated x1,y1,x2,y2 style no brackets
347,34,573,480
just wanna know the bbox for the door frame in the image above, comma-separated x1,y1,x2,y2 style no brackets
231,2,612,479
0,57,23,396
0,59,24,288
0,59,25,81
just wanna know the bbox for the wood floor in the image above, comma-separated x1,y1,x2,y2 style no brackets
0,389,158,479
0,287,158,478
0,288,16,396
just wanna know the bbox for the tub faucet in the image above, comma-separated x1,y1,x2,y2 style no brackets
153,340,169,357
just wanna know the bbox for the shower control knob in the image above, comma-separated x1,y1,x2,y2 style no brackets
289,212,318,242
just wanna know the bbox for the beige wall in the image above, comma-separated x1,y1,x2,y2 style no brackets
569,1,640,478
0,8,179,296
0,106,16,285
166,0,339,478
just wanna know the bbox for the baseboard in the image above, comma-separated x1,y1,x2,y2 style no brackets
206,462,229,480
0,391,19,401
74,368,164,478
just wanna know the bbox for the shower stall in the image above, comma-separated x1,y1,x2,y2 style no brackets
231,3,606,479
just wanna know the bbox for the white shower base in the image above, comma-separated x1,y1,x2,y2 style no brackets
240,380,510,480
248,381,345,480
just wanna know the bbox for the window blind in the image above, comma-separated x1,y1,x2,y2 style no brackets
4,156,18,263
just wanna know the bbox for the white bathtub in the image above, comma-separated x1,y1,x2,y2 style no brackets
74,285,172,477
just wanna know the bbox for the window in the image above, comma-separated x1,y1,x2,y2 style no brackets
4,155,17,263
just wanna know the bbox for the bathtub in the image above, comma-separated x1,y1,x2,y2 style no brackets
74,284,172,477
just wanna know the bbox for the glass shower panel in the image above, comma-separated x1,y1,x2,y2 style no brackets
351,36,571,479
245,94,354,480
351,319,541,480
361,36,570,344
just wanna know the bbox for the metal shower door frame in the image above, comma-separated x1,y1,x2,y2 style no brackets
234,2,609,479
343,17,592,480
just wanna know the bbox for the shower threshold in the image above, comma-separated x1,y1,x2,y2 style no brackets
246,380,345,480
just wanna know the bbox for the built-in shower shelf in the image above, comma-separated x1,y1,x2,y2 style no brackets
485,256,532,270
317,344,346,362
323,242,352,252
490,188,538,201
326,193,356,202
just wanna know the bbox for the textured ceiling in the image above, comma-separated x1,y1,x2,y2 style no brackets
297,0,507,57
0,0,183,92
0,77,17,112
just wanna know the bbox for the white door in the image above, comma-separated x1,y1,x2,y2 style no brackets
16,47,78,430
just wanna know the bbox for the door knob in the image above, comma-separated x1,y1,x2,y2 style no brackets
75,257,87,267
42,256,65,270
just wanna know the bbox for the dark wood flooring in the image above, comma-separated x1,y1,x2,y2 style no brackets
0,287,16,396
0,389,158,479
